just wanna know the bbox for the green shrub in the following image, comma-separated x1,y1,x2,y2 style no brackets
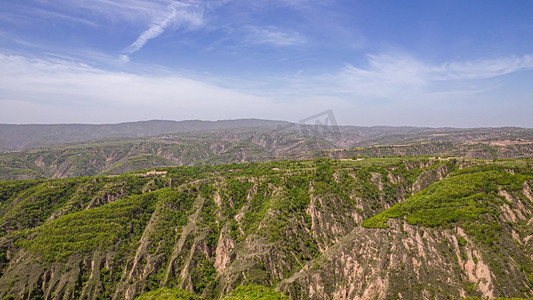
135,287,198,300
223,285,289,300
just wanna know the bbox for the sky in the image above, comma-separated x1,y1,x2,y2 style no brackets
1,0,533,127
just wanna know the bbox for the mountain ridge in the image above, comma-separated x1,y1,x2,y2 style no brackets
1,124,533,181
2,118,533,152
0,119,290,151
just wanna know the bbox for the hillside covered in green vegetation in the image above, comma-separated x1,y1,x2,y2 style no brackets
0,157,532,299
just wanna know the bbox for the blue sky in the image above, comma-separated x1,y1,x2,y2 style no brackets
1,0,533,126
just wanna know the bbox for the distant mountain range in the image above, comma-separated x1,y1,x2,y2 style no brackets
0,119,292,151
1,119,533,181
2,119,533,152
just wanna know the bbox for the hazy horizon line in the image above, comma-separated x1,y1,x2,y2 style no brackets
1,118,531,130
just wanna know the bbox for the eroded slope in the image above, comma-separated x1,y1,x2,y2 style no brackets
0,158,531,299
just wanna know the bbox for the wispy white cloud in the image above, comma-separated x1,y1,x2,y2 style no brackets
0,6,97,27
122,1,204,60
2,52,533,126
246,26,306,47
334,54,428,97
430,54,533,80
0,54,323,123
1,0,210,64
293,53,533,99
1,0,171,28
60,0,174,22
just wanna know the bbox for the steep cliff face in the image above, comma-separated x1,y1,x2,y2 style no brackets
0,158,531,299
